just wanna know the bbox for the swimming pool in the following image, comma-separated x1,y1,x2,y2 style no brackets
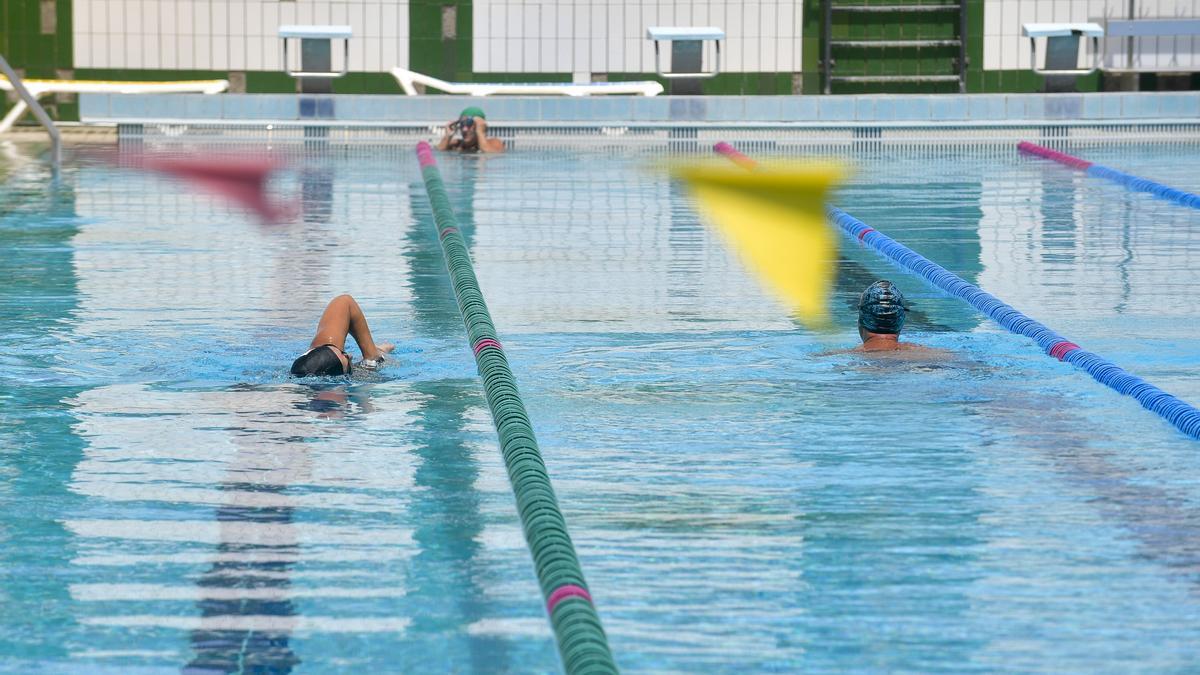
2,139,1199,672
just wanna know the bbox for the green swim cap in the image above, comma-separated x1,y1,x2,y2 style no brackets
460,106,486,119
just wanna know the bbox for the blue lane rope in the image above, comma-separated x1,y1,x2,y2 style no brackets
714,142,1200,440
1018,141,1200,210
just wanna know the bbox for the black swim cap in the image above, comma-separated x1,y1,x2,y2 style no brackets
290,345,349,377
858,280,906,334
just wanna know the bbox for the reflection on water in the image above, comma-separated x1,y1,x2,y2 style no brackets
186,481,301,674
3,149,1200,672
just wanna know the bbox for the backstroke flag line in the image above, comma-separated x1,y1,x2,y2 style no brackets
672,158,844,329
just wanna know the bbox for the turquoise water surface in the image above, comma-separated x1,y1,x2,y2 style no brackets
2,143,1199,673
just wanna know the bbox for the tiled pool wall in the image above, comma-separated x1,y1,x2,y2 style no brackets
80,92,1200,126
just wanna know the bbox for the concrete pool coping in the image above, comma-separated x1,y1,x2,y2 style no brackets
78,91,1200,126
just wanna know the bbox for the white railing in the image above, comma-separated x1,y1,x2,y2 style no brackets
0,54,61,177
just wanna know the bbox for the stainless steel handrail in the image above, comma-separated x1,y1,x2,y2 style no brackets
0,53,62,176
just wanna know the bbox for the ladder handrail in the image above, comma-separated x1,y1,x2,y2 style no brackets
0,54,61,177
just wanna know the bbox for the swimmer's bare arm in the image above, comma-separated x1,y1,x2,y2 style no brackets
311,294,394,361
475,118,505,153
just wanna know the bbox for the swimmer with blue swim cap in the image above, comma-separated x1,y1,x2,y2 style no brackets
438,106,505,153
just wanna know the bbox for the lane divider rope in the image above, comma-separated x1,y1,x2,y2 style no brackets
1018,140,1200,210
415,142,619,673
714,141,1200,440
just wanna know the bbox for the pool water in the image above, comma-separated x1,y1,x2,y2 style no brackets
2,142,1199,673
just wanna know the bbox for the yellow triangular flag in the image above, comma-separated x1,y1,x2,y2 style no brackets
673,160,844,329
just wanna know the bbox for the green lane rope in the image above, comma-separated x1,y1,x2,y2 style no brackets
415,142,618,674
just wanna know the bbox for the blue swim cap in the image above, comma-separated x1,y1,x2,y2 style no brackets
858,280,906,334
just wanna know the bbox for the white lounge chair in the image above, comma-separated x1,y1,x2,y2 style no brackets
0,78,229,133
390,67,662,97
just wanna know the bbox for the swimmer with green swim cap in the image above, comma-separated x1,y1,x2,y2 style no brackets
437,106,505,153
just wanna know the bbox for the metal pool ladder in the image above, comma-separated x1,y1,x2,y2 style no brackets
822,1,968,94
0,53,61,177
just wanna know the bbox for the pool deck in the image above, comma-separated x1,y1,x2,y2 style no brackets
77,91,1200,127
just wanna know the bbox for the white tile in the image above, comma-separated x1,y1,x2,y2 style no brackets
572,32,589,72
332,4,349,31
725,1,743,39
160,32,177,69
367,35,384,72
297,2,314,25
998,34,1015,70
590,4,607,39
314,1,331,25
262,36,282,70
1027,0,1048,24
537,4,552,40
1000,1,1019,39
214,1,229,37
984,1,1000,36
380,3,398,38
691,2,709,29
380,35,398,71
556,5,572,40
75,33,92,68
762,33,779,70
245,34,264,70
178,34,195,69
1018,36,1033,69
504,38,521,71
91,34,109,68
590,37,606,72
227,32,245,69
396,35,408,69
194,0,210,36
775,35,795,72
983,33,1001,69
475,36,494,71
555,37,573,72
1053,0,1069,22
89,0,105,35
641,36,656,73
486,36,505,72
507,5,523,40
245,2,262,36
195,32,212,68
107,0,125,35
363,2,381,37
212,35,228,69
744,36,761,70
397,2,408,39
74,0,91,39
622,37,640,72
607,5,622,49
124,0,142,34
573,4,589,42
277,1,297,27
474,3,489,40
606,30,624,70
761,2,776,39
141,33,160,68
141,0,161,37
639,3,658,36
777,2,795,40
523,38,539,72
675,1,691,25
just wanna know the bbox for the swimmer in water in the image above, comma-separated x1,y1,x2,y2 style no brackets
437,106,505,154
854,280,944,356
290,295,394,377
